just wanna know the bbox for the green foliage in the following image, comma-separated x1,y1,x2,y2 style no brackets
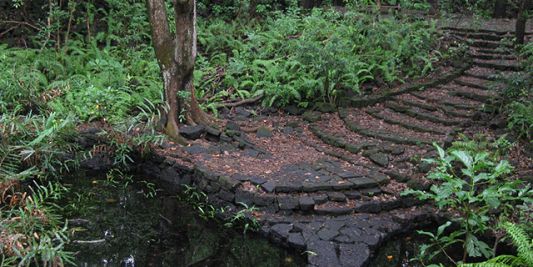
459,222,533,267
0,182,74,266
403,140,533,265
180,185,260,233
197,8,441,107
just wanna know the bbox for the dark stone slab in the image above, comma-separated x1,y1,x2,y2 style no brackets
271,223,292,240
303,111,322,122
307,240,340,267
218,175,240,190
180,125,205,140
313,194,328,205
226,121,241,131
287,233,306,250
327,192,347,202
276,183,302,193
249,176,266,185
314,102,337,113
315,206,352,215
345,191,362,200
261,181,276,193
349,177,378,188
361,187,382,196
317,227,339,241
339,243,370,267
253,194,275,206
218,190,234,202
368,152,389,167
234,190,254,205
277,196,299,210
355,201,382,213
299,196,315,211
184,145,208,154
256,126,273,138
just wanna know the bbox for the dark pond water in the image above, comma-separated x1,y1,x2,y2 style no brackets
60,173,305,267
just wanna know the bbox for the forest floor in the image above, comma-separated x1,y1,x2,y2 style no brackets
146,19,533,267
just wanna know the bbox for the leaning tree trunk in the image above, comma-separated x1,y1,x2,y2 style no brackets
515,0,532,45
147,0,209,143
493,0,507,18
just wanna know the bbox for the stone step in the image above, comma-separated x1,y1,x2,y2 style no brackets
234,185,398,213
309,125,379,154
448,90,494,102
453,78,494,91
473,59,522,71
475,48,514,55
446,30,510,41
463,71,497,81
384,102,465,127
442,26,533,36
339,108,433,146
409,91,482,109
366,107,448,135
398,97,473,119
470,52,516,60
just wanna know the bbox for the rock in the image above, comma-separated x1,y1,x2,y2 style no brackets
277,196,299,210
235,107,252,118
256,126,273,138
271,223,292,240
253,194,275,206
390,146,405,155
317,228,339,241
218,190,234,202
418,161,433,173
354,201,382,213
327,192,347,202
303,111,322,123
261,181,276,193
368,152,389,167
249,176,266,185
287,233,306,250
307,240,340,267
313,194,328,204
345,191,362,200
349,177,377,189
314,102,337,113
315,206,352,215
235,190,254,205
407,179,431,191
282,127,294,135
361,187,381,196
339,243,370,267
226,121,241,131
184,145,208,154
180,125,205,140
284,105,305,115
299,196,315,211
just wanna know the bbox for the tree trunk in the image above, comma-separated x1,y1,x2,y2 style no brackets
147,0,209,143
516,0,532,45
493,0,507,18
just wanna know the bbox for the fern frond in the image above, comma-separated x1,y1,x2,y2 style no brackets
502,222,533,267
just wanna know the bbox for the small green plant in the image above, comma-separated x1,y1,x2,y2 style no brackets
403,141,532,265
459,222,533,267
224,202,260,234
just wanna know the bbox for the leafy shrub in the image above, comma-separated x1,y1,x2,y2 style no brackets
404,142,532,265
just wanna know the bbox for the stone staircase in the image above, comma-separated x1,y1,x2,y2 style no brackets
147,24,527,267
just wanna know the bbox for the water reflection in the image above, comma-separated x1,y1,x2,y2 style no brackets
62,174,304,267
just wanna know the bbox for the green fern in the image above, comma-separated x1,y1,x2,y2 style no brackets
459,223,533,267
